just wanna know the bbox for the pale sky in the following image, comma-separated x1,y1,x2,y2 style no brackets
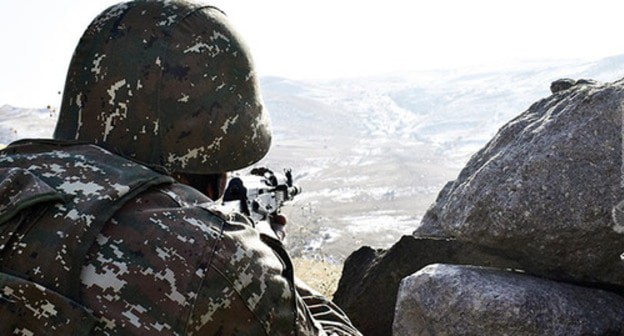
2,0,624,108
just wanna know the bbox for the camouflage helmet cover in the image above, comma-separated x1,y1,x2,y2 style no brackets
54,0,272,174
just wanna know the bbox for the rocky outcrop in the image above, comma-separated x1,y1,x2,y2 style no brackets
416,78,624,286
333,236,522,336
394,264,624,336
549,78,598,93
334,78,624,335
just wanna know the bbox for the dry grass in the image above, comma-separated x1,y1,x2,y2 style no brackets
293,257,343,299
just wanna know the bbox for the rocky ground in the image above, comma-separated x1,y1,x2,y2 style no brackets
333,78,624,335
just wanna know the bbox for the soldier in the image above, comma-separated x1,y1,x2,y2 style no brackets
0,0,361,335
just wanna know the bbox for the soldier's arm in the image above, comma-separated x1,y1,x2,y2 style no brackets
295,279,363,336
187,218,321,335
187,216,361,335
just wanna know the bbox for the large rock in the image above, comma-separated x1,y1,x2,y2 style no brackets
415,79,624,286
394,264,624,335
333,236,522,336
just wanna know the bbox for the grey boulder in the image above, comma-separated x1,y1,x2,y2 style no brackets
415,79,624,286
394,264,624,336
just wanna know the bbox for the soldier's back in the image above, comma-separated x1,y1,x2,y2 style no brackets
0,140,314,335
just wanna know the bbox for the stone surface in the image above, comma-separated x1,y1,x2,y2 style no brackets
335,78,624,336
550,78,576,93
333,236,522,336
415,79,624,286
394,264,624,336
550,78,599,93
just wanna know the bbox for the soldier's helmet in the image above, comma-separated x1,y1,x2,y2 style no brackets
54,0,272,174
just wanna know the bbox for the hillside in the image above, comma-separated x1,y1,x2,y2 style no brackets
3,55,624,260
256,56,624,260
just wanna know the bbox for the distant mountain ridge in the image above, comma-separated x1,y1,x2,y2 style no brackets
3,55,624,259
261,55,624,165
258,55,624,258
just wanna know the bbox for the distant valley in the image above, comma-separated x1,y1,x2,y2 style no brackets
3,55,624,260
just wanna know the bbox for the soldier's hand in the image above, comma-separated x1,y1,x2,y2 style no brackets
269,214,288,241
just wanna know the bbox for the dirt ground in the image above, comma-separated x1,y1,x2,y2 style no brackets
293,257,343,298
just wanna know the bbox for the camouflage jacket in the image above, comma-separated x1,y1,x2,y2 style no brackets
0,140,360,335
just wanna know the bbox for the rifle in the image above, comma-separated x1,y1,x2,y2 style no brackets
222,167,301,240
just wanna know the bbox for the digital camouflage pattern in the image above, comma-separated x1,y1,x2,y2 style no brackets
0,140,361,335
54,0,272,175
6,0,361,334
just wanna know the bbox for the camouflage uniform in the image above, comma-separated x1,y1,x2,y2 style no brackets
0,140,361,335
0,1,362,334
